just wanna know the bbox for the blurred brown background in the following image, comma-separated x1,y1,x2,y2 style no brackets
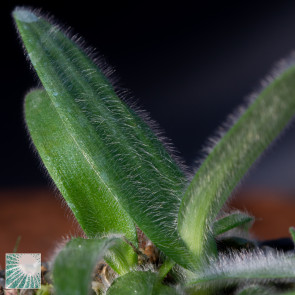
1,188,295,268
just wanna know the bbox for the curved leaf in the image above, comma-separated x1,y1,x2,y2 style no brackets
53,236,123,295
179,64,295,258
25,89,137,269
14,7,194,268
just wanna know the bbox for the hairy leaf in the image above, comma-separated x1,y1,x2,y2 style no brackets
213,212,254,236
179,63,295,258
53,236,122,295
106,270,180,295
25,89,137,270
235,285,277,295
235,285,295,295
14,7,194,268
187,250,295,288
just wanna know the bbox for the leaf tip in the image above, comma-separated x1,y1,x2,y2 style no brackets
289,226,295,243
13,7,39,23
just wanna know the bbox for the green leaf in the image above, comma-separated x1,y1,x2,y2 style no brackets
187,250,295,288
289,227,295,245
235,285,276,295
158,257,176,282
14,8,194,268
213,212,254,236
12,235,21,253
53,236,122,295
106,270,180,295
25,89,137,270
36,285,53,295
179,63,295,258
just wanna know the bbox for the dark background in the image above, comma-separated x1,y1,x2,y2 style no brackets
3,1,295,190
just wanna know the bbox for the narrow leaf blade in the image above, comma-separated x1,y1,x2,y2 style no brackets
289,227,295,245
213,212,254,236
179,65,295,258
187,250,295,287
235,285,278,295
235,285,283,295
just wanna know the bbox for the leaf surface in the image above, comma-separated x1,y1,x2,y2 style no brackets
235,285,283,295
187,250,295,287
53,236,122,295
25,89,137,270
106,270,180,295
14,8,193,268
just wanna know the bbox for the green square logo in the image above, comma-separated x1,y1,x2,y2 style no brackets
5,253,41,289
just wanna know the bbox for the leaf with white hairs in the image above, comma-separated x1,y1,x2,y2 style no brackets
187,249,295,288
14,7,194,269
179,63,295,260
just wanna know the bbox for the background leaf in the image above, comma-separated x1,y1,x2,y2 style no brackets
213,212,254,236
179,64,295,259
289,227,295,245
